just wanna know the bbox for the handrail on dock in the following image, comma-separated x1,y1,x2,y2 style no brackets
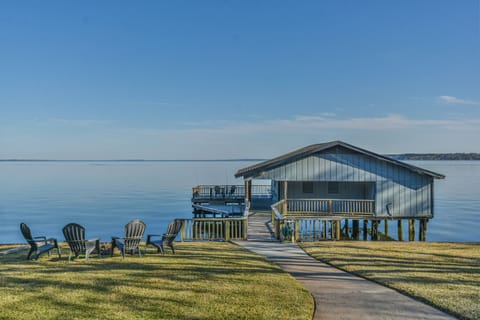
181,217,247,241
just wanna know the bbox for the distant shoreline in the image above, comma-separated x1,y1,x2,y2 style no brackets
1,153,480,162
388,153,480,161
0,159,266,162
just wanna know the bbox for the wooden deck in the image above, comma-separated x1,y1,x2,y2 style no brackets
246,211,276,241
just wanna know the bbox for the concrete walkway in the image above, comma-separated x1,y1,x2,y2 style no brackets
234,241,455,320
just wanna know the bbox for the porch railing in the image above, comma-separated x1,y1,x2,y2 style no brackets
271,199,375,242
181,217,248,241
273,199,375,217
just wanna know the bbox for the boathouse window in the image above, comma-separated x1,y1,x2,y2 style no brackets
328,182,339,194
302,182,314,193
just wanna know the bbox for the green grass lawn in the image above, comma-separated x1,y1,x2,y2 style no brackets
300,242,479,320
0,242,313,320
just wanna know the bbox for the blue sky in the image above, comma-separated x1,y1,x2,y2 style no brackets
1,1,479,159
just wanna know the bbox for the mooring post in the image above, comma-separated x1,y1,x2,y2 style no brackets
397,220,403,241
408,219,415,241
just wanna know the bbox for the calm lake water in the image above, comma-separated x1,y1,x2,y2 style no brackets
0,161,478,243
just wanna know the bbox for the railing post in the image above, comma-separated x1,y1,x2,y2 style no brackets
328,200,333,215
181,223,185,242
243,218,248,240
293,220,299,243
225,220,231,241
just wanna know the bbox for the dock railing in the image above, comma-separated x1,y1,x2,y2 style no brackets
192,184,272,202
181,217,248,241
271,198,375,242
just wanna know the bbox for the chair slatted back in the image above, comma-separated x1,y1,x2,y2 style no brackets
166,219,184,237
63,223,86,253
20,223,37,249
124,220,146,250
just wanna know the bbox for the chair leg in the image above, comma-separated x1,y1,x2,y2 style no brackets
170,244,175,255
27,247,34,260
68,250,73,262
57,247,62,259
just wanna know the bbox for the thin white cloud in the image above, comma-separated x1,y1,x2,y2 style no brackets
46,118,113,127
438,96,479,105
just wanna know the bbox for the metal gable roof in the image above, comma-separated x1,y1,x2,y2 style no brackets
234,141,445,179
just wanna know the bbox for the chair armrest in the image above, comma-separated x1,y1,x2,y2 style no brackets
34,236,47,244
146,234,162,244
87,238,100,244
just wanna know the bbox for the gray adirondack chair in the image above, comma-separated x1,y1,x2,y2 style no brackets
62,223,100,262
146,219,184,255
20,223,61,260
111,220,146,260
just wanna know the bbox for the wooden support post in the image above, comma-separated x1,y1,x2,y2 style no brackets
423,219,428,241
372,220,378,240
397,220,403,241
408,219,415,241
283,181,288,214
344,219,349,239
330,221,334,240
323,220,327,239
384,219,389,240
294,220,299,243
353,220,359,240
363,220,368,240
336,220,341,240
419,219,427,241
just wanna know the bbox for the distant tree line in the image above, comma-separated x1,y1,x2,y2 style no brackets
388,153,480,160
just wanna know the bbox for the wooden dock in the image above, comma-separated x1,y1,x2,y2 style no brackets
246,211,276,241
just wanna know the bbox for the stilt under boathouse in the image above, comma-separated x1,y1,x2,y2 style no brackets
234,141,445,242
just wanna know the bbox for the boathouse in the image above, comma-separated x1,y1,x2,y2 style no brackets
235,141,445,241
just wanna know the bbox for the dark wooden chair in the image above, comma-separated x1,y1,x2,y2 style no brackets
111,220,146,260
62,223,100,262
20,223,61,260
146,219,184,255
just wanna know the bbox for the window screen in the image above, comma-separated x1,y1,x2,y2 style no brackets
328,182,339,194
302,182,314,193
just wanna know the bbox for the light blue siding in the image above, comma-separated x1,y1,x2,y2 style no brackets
254,146,433,218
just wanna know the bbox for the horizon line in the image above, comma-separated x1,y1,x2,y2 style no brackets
0,159,267,162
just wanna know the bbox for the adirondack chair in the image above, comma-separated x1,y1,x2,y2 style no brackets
20,223,61,260
146,219,184,255
62,223,100,262
111,220,146,260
